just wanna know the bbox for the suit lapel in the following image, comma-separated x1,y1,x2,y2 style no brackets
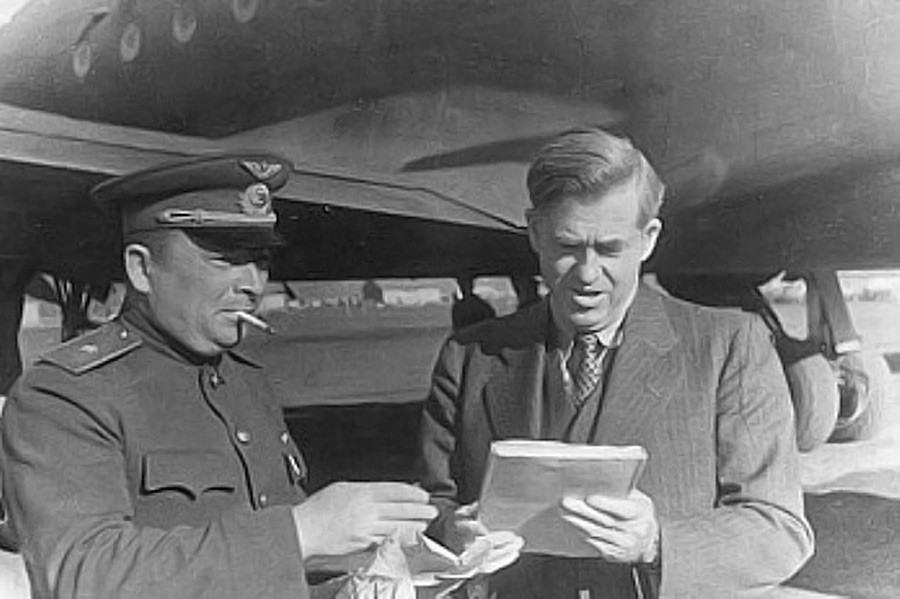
593,285,682,445
483,302,549,439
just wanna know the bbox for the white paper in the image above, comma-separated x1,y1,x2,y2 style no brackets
334,531,523,599
479,440,648,557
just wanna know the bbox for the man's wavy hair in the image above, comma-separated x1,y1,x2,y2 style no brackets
526,127,665,227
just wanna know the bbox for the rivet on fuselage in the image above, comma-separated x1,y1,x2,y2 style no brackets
72,41,92,80
173,6,198,43
231,0,258,24
120,23,141,62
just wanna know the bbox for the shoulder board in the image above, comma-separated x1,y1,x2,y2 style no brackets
40,322,142,376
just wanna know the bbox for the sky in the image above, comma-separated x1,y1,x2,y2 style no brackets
0,0,29,25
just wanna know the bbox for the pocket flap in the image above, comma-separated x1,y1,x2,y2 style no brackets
142,450,237,500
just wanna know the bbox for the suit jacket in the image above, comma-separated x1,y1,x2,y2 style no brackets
1,308,310,599
420,283,814,598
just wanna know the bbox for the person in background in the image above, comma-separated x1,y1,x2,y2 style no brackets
510,273,542,310
451,274,496,331
420,128,813,598
0,154,436,598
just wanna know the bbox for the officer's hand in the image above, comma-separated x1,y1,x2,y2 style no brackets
443,501,489,554
292,482,438,560
559,489,659,564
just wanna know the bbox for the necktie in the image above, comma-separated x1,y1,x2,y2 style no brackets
568,334,604,407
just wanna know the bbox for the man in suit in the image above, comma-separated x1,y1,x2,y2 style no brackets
1,154,437,598
420,128,814,597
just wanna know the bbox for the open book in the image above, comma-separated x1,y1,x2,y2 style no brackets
478,440,648,557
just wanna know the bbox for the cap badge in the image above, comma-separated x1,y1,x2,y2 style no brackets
240,160,283,181
238,183,273,216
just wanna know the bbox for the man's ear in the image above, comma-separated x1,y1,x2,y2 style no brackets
640,218,662,262
124,243,153,294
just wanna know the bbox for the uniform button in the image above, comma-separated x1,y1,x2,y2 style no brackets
119,330,128,340
280,432,290,445
258,494,268,507
209,372,221,388
236,430,251,444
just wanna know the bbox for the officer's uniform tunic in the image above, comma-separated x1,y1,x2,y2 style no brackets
1,308,311,598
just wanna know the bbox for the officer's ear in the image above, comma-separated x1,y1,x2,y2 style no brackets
124,243,153,294
640,217,662,263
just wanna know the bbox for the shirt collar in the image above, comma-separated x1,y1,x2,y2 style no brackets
548,283,637,353
121,302,223,368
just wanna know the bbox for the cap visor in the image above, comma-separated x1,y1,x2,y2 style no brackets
186,227,286,251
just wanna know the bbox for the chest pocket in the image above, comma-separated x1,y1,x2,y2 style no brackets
141,450,237,501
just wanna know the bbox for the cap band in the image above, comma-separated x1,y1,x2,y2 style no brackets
122,186,276,235
155,209,277,227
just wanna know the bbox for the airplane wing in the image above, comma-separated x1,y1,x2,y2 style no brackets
225,81,900,277
0,101,534,283
2,0,900,282
0,102,221,282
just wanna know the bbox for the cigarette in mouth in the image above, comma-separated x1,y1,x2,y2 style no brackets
235,311,274,335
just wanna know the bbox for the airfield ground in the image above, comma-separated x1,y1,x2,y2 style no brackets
4,297,899,598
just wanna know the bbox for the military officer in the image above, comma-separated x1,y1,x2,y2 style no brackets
0,154,437,598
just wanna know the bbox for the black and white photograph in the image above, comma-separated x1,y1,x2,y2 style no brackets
0,1,898,597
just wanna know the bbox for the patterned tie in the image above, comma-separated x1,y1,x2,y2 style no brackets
568,333,604,407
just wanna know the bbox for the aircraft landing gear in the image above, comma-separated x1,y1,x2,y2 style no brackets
829,350,891,443
783,353,840,452
804,270,890,443
656,269,891,452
